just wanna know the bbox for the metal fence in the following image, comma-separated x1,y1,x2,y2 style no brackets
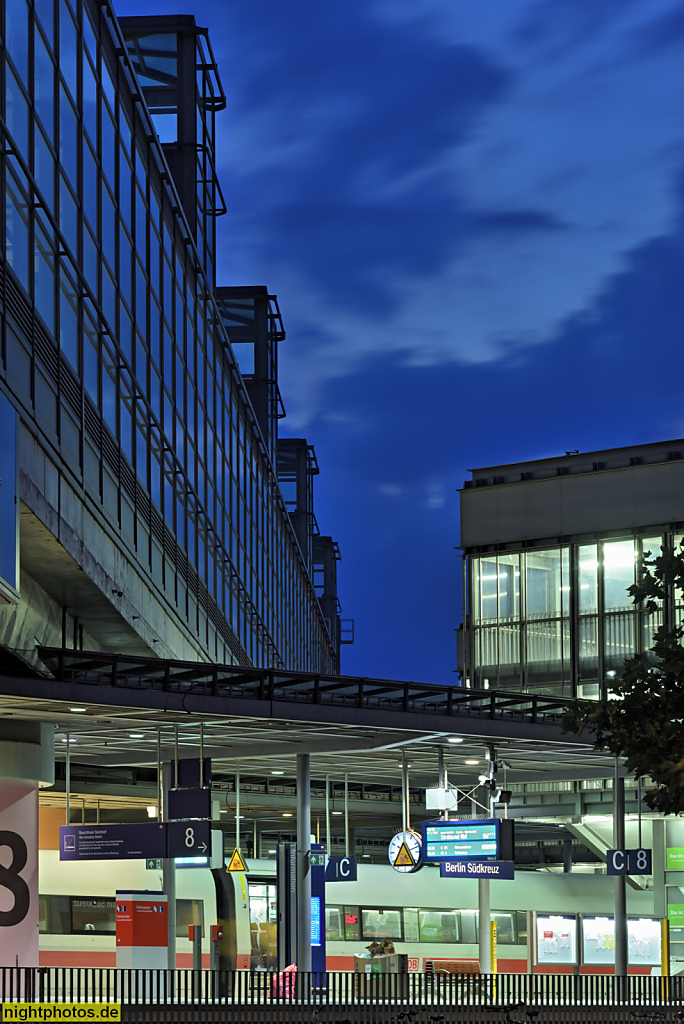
0,969,682,1023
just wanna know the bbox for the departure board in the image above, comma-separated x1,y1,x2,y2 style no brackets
421,819,500,861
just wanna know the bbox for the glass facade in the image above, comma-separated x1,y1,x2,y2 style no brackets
0,0,339,671
468,534,673,698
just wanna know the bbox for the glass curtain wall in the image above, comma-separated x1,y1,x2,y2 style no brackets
470,534,674,698
0,0,336,672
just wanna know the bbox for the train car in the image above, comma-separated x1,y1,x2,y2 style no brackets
38,849,251,969
37,854,658,974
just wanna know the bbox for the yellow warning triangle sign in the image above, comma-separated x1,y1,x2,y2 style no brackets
227,847,247,872
392,841,415,867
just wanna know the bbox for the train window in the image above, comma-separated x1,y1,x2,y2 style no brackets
403,909,420,942
71,898,116,933
361,908,403,941
516,911,527,945
325,905,344,941
176,899,204,939
492,912,516,945
38,896,49,933
39,895,71,934
344,907,360,941
460,910,478,944
418,910,460,943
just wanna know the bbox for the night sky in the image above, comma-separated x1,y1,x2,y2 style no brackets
115,0,684,684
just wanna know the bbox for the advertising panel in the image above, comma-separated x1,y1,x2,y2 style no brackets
536,915,577,966
0,784,39,966
581,916,661,966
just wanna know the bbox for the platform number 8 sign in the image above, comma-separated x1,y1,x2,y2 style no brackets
0,831,30,926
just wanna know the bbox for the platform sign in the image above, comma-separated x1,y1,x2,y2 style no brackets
606,849,652,875
60,823,166,861
168,788,211,821
325,855,357,881
440,859,514,879
0,784,39,967
422,819,514,863
166,820,211,858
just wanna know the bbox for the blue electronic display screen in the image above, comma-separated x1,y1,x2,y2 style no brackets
311,896,322,946
421,819,499,861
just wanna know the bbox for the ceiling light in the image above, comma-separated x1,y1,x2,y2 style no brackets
465,759,480,765
61,737,77,743
70,707,87,713
362,854,370,858
447,737,463,744
129,733,144,739
331,811,343,816
282,813,293,817
146,806,157,818
271,770,284,775
268,849,276,854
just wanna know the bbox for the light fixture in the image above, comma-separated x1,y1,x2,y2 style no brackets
268,849,276,854
146,805,157,818
465,759,480,765
129,733,144,739
61,737,77,743
70,707,87,713
271,770,284,775
362,854,370,858
331,811,343,816
447,737,463,744
282,813,293,818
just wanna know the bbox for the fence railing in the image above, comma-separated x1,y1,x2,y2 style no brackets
0,969,681,1023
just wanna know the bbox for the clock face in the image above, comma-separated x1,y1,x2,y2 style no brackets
388,829,422,873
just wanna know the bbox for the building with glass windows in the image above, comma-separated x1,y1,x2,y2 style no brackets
0,0,347,674
457,440,684,699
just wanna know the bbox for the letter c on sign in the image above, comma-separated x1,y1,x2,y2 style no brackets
611,850,625,872
340,858,350,878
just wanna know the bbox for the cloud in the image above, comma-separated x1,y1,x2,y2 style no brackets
259,0,684,423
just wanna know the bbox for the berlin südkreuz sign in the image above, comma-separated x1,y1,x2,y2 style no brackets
440,859,514,879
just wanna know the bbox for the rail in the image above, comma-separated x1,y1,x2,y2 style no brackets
0,969,681,1023
37,648,572,727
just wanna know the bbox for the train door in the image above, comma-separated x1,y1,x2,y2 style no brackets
248,880,277,968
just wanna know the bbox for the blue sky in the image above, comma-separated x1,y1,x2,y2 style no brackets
116,0,684,683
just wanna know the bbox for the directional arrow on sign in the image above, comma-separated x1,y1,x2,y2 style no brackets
198,843,207,853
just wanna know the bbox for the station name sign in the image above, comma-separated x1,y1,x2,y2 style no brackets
440,859,514,879
421,818,514,863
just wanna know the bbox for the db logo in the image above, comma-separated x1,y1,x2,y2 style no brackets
407,959,419,972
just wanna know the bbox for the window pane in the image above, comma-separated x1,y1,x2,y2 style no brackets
176,898,203,939
478,557,498,624
6,171,30,290
579,545,598,614
604,613,635,677
526,550,561,619
603,539,635,611
526,619,563,690
498,553,520,620
361,909,402,940
492,912,516,944
419,910,459,943
71,898,115,933
325,905,343,942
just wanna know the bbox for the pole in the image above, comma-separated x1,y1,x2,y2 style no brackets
162,762,177,971
65,733,70,826
297,754,312,972
438,747,448,820
614,759,628,976
199,723,204,787
325,774,331,856
236,764,240,852
344,772,349,856
478,878,491,973
157,728,162,819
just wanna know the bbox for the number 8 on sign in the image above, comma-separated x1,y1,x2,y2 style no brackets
185,827,195,848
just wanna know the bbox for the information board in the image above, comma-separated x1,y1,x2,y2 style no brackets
60,823,166,861
422,819,514,862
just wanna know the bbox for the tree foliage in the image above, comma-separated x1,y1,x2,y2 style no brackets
563,542,684,815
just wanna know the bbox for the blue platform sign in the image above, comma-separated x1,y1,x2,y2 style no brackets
325,855,357,882
60,823,166,861
606,849,652,876
310,843,326,974
440,859,515,880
